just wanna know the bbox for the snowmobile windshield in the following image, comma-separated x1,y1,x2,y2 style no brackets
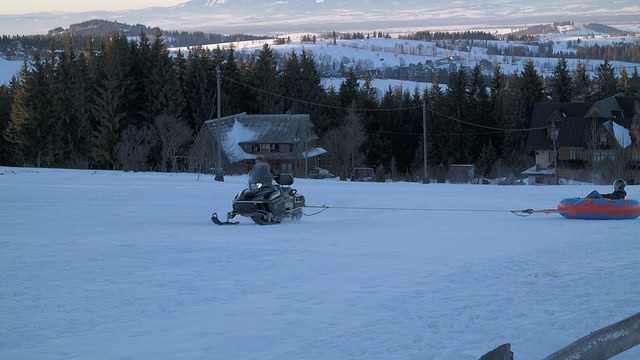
247,162,273,187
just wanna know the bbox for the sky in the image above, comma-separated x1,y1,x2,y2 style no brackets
2,0,639,36
1,0,184,15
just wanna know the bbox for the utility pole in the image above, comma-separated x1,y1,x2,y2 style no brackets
552,121,558,185
214,65,224,182
422,101,429,184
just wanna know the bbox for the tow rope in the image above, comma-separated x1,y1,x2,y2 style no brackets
303,204,560,217
304,204,515,214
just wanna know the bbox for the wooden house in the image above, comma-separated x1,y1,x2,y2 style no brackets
188,113,326,177
524,95,640,185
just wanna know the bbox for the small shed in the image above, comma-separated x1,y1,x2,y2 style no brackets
449,164,475,183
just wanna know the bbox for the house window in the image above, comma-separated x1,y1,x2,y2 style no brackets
594,151,602,161
633,151,640,161
594,151,615,162
569,172,580,181
279,144,291,153
599,133,608,144
569,149,581,160
260,143,271,152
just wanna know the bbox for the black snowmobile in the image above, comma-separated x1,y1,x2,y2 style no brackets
211,173,306,225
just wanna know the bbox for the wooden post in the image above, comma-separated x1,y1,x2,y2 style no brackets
479,343,513,360
543,312,640,360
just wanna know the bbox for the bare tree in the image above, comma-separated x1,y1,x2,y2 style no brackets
154,114,192,172
320,108,366,178
118,125,154,171
584,118,601,184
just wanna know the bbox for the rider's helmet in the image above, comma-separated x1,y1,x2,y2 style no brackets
613,179,626,191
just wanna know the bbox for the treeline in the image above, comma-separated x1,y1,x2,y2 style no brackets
400,31,498,42
1,31,639,179
487,42,640,64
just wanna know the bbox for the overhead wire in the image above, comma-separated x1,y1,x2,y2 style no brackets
221,73,551,133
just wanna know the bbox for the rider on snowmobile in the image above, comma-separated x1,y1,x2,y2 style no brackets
247,156,274,187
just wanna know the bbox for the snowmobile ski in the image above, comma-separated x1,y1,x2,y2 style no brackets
211,212,239,225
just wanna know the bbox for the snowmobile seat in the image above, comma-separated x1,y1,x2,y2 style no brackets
277,173,294,186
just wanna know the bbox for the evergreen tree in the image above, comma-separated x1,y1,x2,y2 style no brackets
220,45,244,116
489,63,506,158
252,43,282,113
17,51,61,167
299,49,325,117
55,36,93,167
338,70,359,108
182,48,216,134
4,64,29,165
444,68,470,164
550,57,572,102
519,59,544,127
425,74,447,168
92,32,134,169
500,73,529,168
149,29,184,119
630,67,640,96
572,60,590,100
281,49,303,112
0,84,11,164
468,64,491,160
591,55,618,101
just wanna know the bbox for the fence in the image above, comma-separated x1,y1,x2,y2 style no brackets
479,312,640,360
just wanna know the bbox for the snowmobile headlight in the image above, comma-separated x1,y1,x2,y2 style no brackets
249,182,263,190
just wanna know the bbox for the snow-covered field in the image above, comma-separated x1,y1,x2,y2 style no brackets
1,167,639,359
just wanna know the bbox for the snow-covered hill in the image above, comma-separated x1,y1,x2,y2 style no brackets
1,23,638,95
173,24,640,95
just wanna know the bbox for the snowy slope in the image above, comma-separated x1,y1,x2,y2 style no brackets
1,167,639,359
0,57,22,85
176,24,639,95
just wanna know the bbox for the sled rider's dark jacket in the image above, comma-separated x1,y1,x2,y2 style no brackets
601,190,627,200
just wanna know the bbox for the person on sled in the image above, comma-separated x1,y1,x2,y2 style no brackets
247,156,274,187
586,179,627,200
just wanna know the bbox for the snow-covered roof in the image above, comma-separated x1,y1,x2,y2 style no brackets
201,112,322,163
603,120,632,149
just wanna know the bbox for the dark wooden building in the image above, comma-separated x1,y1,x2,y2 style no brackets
524,95,640,184
188,113,326,177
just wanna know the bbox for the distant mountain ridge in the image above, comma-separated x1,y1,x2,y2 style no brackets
48,19,157,36
40,19,270,48
45,19,630,42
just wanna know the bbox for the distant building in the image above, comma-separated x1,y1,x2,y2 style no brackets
188,113,326,177
524,95,640,184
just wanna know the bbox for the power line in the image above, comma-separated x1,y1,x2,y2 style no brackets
221,74,548,133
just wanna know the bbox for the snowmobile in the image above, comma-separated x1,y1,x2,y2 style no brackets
211,173,306,225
